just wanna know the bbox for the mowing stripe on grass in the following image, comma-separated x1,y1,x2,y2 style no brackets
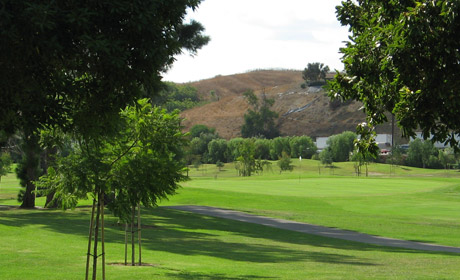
166,205,460,254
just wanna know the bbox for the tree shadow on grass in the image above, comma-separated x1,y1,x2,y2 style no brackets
146,208,460,258
164,271,277,280
0,206,376,266
0,206,457,271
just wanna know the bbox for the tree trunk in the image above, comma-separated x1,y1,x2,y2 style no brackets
45,190,58,208
85,199,96,280
20,176,36,208
44,147,58,208
19,131,40,209
138,203,142,266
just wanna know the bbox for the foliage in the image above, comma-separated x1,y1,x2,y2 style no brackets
241,90,279,139
207,139,228,164
319,149,333,167
235,140,257,177
350,150,373,177
289,136,317,159
0,0,209,137
277,152,293,173
216,160,224,171
269,137,291,160
187,129,219,164
188,136,319,164
234,139,271,177
1,0,209,210
330,0,460,154
254,138,271,160
151,82,201,112
325,131,357,162
37,99,187,219
226,138,245,161
0,152,13,182
438,148,457,169
406,139,442,169
387,145,405,166
302,62,330,85
189,124,217,138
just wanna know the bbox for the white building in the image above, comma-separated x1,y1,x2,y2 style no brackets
315,137,329,150
375,134,392,149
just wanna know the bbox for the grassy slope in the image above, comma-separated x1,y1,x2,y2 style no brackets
2,162,460,279
162,160,460,247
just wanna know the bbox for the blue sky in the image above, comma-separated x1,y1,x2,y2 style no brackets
163,0,349,83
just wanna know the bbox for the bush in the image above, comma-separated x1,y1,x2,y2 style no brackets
277,152,293,173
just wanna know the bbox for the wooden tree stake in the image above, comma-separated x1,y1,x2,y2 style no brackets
85,199,96,280
138,203,142,266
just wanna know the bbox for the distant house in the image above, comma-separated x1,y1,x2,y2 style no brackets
375,134,392,149
315,137,329,151
315,133,393,152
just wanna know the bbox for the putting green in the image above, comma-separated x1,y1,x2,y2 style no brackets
183,177,451,197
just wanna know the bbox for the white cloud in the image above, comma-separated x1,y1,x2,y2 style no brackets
163,0,349,83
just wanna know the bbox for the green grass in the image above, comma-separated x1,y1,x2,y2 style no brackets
162,160,460,247
1,206,460,280
2,161,460,279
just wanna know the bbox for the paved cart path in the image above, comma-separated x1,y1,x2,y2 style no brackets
165,205,460,254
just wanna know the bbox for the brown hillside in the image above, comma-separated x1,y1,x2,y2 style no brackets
180,70,370,139
187,70,303,100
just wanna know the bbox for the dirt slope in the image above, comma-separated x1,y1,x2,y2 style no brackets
180,70,368,139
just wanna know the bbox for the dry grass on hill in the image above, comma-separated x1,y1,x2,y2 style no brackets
180,70,370,139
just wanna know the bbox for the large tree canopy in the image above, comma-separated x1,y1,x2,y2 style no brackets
329,0,460,152
0,0,209,136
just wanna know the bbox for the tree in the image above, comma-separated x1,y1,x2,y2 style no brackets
0,152,13,184
188,131,219,164
241,90,280,139
1,1,209,135
350,150,373,177
326,131,357,162
1,0,209,208
16,131,42,208
388,145,405,166
438,148,457,169
208,139,228,164
330,1,460,155
277,152,294,173
254,138,271,160
37,99,187,279
227,138,245,161
38,128,73,208
302,62,330,85
151,82,200,112
189,124,217,138
406,139,440,169
319,149,333,167
216,160,225,171
235,140,257,177
270,137,291,160
289,136,317,159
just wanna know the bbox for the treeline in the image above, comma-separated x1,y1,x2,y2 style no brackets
151,82,202,112
186,125,317,165
388,139,458,169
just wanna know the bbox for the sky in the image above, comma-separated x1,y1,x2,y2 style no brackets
163,0,350,83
